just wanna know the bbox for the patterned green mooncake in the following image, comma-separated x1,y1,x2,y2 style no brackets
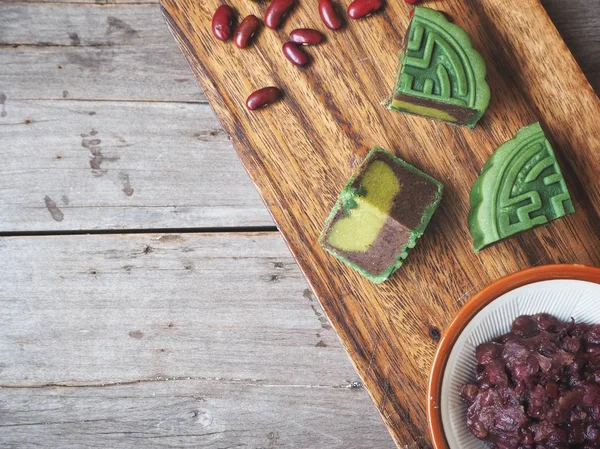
389,7,491,128
469,123,575,252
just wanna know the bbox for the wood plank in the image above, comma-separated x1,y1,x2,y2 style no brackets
0,232,347,386
0,99,272,231
0,232,393,448
0,3,203,102
10,0,158,3
0,1,597,447
542,0,600,93
160,0,600,447
0,2,598,101
0,1,597,234
0,381,394,449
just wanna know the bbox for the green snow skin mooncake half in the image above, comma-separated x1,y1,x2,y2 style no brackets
469,122,575,252
389,7,491,128
319,148,443,283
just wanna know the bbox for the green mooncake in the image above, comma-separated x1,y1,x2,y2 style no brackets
319,148,443,283
469,122,575,252
389,7,491,128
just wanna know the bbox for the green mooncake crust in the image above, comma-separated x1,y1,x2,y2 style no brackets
469,122,575,252
389,7,491,128
319,147,443,284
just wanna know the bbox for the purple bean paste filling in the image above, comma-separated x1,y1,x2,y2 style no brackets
460,314,600,449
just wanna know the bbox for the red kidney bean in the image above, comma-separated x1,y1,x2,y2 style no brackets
234,15,261,48
404,0,421,4
289,28,323,45
347,0,383,19
212,5,235,41
318,0,343,30
264,0,294,29
246,87,282,110
282,42,309,66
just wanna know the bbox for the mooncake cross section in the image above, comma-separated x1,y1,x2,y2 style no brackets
319,148,443,283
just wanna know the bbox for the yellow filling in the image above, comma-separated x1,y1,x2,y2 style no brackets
327,160,401,252
391,99,456,122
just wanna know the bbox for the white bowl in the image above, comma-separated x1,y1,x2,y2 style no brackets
440,279,600,449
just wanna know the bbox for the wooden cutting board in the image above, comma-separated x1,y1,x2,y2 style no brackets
160,0,600,447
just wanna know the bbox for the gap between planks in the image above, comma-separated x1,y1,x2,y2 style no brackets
0,226,278,238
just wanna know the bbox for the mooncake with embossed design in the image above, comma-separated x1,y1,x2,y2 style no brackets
388,7,490,128
469,123,575,252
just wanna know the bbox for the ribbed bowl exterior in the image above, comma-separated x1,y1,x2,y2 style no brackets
441,279,600,449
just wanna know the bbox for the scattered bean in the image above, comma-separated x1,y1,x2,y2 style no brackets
318,0,343,30
347,0,383,19
289,28,323,45
246,87,282,110
404,0,422,4
282,42,309,66
234,15,261,48
264,0,295,29
212,5,235,41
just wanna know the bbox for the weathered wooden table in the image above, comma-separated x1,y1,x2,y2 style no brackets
0,1,598,447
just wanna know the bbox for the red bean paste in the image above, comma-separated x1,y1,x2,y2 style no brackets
460,314,600,449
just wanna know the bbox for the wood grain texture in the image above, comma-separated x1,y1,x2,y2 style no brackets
1,2,598,99
0,232,394,449
1,381,394,449
1,1,598,232
0,3,203,102
543,0,600,93
0,1,598,447
7,0,158,4
0,99,272,231
160,0,600,447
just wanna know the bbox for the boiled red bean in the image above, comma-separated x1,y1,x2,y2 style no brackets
264,0,294,29
347,0,383,19
212,5,235,41
318,0,343,30
289,28,323,45
246,87,282,110
234,15,261,48
282,42,309,66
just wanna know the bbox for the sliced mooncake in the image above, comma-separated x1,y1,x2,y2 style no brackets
389,7,491,128
319,147,443,283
